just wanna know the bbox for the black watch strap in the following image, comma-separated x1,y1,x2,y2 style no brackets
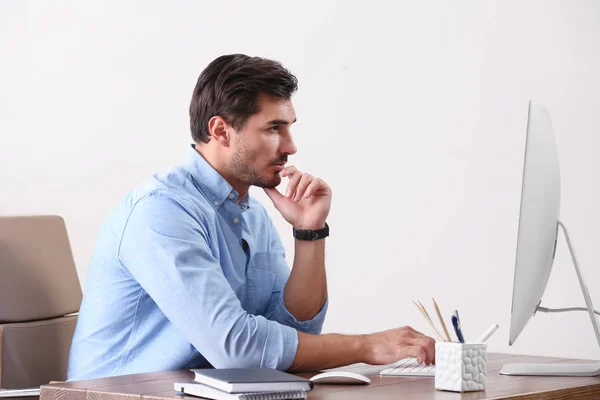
293,223,329,241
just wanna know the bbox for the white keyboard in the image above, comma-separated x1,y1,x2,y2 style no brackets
380,357,436,377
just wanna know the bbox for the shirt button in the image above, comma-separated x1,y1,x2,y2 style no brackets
228,193,235,199
233,218,240,224
214,201,220,206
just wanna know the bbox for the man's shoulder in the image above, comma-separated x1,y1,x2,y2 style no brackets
132,165,185,197
126,167,212,217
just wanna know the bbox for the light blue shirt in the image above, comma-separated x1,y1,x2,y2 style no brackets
68,145,327,381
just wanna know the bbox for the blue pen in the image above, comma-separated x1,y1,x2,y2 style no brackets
451,315,465,343
453,310,466,341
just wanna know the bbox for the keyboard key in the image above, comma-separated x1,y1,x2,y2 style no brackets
380,357,436,377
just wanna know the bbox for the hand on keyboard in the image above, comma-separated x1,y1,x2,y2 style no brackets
380,357,436,377
363,326,436,366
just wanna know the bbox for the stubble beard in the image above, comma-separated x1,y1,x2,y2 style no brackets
230,147,281,189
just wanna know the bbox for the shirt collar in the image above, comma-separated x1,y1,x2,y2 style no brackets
182,144,250,211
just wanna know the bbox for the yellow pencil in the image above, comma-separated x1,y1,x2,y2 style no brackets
432,298,452,342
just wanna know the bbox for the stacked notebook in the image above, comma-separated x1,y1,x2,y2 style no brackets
174,368,313,400
0,388,41,398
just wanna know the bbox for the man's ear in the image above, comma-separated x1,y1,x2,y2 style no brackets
207,116,232,147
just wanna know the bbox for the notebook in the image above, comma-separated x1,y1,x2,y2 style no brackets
0,388,41,398
174,381,307,400
190,368,313,393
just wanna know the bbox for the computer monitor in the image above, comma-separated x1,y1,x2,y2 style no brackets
500,102,600,376
508,102,561,346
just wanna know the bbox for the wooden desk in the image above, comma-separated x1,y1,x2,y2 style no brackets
39,353,600,400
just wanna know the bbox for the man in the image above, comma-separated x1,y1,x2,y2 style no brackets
68,54,435,381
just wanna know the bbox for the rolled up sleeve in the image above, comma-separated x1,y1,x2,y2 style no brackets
263,221,328,334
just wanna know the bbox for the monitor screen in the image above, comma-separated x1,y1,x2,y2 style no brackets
509,101,561,345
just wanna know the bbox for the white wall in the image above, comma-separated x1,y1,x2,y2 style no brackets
2,0,600,361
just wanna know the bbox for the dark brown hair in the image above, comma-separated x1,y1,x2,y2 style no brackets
190,54,298,143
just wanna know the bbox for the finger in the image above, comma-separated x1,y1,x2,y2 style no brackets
292,174,314,202
410,336,436,365
263,188,286,209
426,336,436,365
280,165,298,178
303,178,325,199
399,326,434,365
404,345,427,365
285,170,303,198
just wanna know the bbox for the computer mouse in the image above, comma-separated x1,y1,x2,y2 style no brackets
310,371,371,385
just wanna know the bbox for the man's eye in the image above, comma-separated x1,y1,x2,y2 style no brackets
270,126,280,132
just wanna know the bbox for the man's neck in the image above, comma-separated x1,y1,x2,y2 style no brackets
193,144,249,202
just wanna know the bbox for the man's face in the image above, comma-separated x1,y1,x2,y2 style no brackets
229,93,297,188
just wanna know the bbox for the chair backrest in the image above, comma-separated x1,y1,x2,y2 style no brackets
0,215,82,323
0,215,83,388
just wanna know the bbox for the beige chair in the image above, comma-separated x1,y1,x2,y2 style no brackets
0,216,82,389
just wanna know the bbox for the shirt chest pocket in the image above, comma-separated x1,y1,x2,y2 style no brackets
243,252,277,316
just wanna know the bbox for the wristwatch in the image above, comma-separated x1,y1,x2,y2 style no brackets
293,223,329,241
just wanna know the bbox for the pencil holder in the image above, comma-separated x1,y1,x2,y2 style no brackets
435,342,487,392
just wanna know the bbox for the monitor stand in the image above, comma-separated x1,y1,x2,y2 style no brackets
500,221,600,376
